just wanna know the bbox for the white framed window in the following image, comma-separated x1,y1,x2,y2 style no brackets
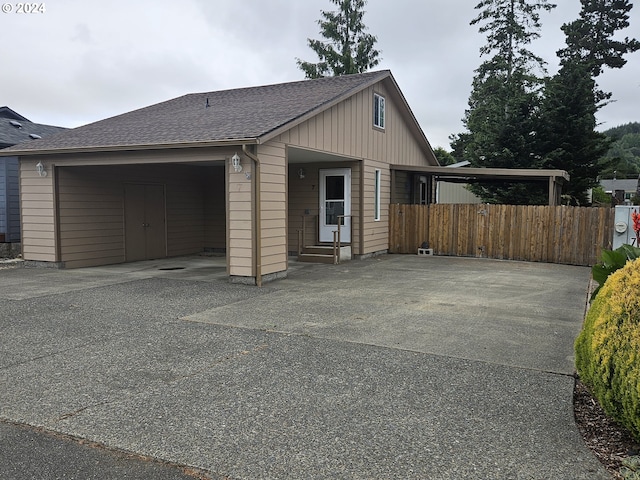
373,93,385,129
374,169,381,221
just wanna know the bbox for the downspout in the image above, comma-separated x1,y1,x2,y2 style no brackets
242,145,262,287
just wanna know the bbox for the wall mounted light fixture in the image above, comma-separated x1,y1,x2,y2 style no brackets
298,168,305,179
231,153,242,172
36,161,47,177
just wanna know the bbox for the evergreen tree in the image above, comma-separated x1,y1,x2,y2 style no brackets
452,0,556,204
296,0,381,79
540,0,639,204
539,62,611,205
557,0,640,104
599,123,640,179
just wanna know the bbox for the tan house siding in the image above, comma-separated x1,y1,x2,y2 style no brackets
288,163,319,252
287,161,362,255
351,162,362,254
227,161,253,278
275,82,430,167
56,164,212,268
362,160,390,254
20,159,57,262
258,142,287,276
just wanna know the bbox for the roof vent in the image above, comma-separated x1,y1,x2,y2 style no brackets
29,133,42,139
9,120,22,128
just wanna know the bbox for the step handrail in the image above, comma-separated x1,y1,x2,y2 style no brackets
334,215,352,264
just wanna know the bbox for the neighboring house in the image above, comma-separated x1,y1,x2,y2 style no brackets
435,161,482,204
0,71,440,284
437,182,483,204
0,107,66,243
600,178,639,205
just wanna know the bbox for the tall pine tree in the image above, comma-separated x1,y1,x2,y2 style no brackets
296,0,381,79
452,0,556,204
540,0,639,204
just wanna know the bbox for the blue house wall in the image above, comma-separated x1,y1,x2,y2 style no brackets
0,157,20,242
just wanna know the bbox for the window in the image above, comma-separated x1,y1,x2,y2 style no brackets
374,169,381,221
373,93,385,129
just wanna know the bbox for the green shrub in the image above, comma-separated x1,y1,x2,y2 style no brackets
575,257,640,441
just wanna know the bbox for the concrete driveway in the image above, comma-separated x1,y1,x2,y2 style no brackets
0,255,608,479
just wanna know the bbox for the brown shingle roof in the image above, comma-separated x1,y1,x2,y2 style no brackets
3,71,391,154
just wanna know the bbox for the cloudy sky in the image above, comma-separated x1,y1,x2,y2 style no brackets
2,0,639,149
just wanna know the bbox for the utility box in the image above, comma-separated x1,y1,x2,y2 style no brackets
613,205,640,250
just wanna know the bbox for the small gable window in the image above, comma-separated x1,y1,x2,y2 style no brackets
373,93,385,129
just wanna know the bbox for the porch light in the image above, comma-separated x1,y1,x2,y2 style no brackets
35,161,47,177
231,153,242,172
298,168,305,179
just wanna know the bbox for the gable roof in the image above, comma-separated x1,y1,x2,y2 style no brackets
2,70,431,157
0,107,67,149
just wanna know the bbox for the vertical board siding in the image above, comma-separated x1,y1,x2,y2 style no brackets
276,83,434,167
389,204,614,266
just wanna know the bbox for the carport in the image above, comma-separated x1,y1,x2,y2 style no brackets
391,165,570,206
20,148,231,269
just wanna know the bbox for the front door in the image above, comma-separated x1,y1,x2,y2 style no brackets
124,184,167,262
319,168,351,243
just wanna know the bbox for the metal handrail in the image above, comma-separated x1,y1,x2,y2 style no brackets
334,215,353,264
299,214,351,264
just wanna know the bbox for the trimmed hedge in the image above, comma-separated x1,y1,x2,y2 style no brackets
575,257,640,441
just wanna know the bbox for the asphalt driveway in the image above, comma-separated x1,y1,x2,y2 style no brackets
0,255,609,479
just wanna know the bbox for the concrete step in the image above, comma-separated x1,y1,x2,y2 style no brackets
298,253,336,264
302,245,352,260
298,245,352,264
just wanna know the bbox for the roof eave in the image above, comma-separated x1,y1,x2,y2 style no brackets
0,137,260,157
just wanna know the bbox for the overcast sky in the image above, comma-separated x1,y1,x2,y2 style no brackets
2,0,639,150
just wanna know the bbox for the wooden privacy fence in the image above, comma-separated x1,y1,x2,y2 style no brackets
389,204,615,266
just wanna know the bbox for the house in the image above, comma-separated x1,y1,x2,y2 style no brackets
0,107,66,246
600,178,639,205
0,71,441,284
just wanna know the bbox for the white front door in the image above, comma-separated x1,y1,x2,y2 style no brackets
319,168,351,243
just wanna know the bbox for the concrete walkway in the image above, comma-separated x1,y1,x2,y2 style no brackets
0,255,609,479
